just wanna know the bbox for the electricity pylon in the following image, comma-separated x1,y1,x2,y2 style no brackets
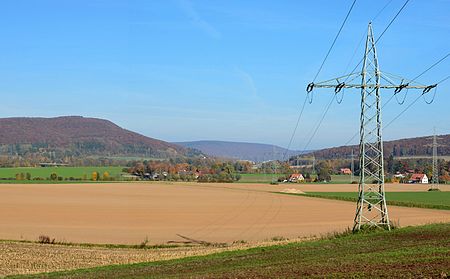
427,128,441,191
306,23,438,231
350,149,355,183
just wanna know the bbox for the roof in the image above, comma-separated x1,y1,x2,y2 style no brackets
411,173,426,180
289,173,304,178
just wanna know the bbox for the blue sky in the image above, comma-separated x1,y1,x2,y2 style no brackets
0,0,448,149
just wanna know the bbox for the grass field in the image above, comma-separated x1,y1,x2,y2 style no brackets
239,173,280,183
0,166,126,180
239,173,354,184
10,223,450,278
301,191,450,210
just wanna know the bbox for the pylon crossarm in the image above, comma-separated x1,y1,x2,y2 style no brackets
313,72,360,85
311,83,431,89
309,70,436,92
381,71,428,87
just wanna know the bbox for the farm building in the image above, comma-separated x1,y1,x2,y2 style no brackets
340,168,352,175
289,173,304,183
39,163,69,167
409,173,428,184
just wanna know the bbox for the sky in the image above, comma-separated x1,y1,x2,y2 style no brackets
0,0,448,150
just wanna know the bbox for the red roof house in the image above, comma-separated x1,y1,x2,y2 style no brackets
410,173,428,184
340,168,352,175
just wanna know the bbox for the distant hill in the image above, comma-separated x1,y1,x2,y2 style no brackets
176,140,308,162
300,134,450,160
0,116,200,160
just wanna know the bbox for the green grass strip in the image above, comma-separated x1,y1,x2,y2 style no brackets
277,191,450,210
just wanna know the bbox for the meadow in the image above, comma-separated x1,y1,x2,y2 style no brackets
302,191,450,210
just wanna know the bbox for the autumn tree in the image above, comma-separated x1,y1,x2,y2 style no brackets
316,161,331,182
102,171,110,181
91,171,99,181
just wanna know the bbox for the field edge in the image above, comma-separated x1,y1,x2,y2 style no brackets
8,222,450,279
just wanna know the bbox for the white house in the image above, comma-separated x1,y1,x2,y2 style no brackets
410,173,428,184
289,173,304,183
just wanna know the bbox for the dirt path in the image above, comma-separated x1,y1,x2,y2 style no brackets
0,182,449,246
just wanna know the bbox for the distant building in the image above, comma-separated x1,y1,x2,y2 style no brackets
39,163,69,167
410,173,428,184
340,168,352,175
289,173,304,183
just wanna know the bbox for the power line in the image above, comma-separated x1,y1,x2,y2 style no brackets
283,0,357,162
340,51,450,147
316,1,399,149
312,0,357,82
293,0,411,162
383,52,449,128
301,94,336,154
437,75,450,84
295,1,400,160
343,0,395,76
383,93,423,130
281,96,308,161
324,0,413,147
345,0,410,81
376,0,410,44
372,0,394,22
411,53,450,82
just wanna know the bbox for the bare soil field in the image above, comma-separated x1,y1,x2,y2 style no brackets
1,182,449,246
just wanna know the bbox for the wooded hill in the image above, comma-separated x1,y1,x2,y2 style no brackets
301,134,450,160
0,116,201,162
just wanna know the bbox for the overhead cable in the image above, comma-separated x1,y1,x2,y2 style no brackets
312,0,357,82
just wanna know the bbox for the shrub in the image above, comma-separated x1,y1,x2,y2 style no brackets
103,171,110,181
38,235,55,244
139,237,149,248
49,173,58,181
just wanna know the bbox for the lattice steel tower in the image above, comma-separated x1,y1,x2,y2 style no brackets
307,23,437,231
430,128,440,191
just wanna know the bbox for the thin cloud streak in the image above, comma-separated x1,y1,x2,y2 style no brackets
234,67,265,109
177,0,221,39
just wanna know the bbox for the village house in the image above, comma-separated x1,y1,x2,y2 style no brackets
340,168,352,175
409,173,428,184
289,173,304,183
